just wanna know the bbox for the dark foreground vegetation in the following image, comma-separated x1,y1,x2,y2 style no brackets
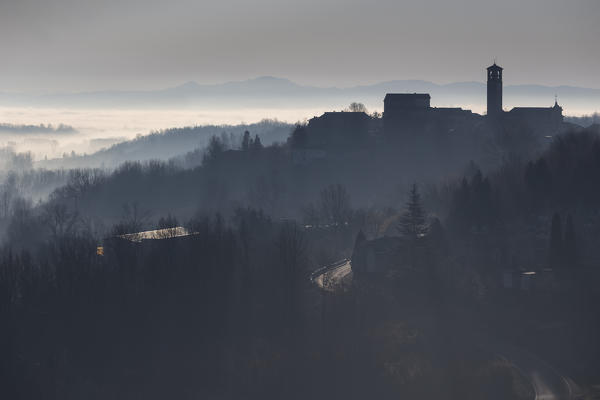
0,211,534,399
1,122,600,398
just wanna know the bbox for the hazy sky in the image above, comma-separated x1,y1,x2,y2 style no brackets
1,0,599,92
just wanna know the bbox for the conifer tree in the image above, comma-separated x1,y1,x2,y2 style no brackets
398,183,428,241
251,134,263,151
241,130,251,151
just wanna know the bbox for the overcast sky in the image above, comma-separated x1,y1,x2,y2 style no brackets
0,0,598,92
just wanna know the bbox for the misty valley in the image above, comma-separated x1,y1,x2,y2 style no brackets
1,64,600,400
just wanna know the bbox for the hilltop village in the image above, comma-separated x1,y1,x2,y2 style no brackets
291,63,571,164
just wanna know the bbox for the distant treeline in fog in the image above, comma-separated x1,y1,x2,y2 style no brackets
0,147,33,171
0,122,76,135
37,119,292,169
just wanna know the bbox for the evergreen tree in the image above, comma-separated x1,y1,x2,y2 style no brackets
241,130,251,151
398,183,428,240
203,135,225,166
251,134,263,151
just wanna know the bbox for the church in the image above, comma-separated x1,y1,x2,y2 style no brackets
380,62,567,140
486,62,564,136
291,63,568,158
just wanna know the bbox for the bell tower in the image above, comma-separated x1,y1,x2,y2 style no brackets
487,63,503,118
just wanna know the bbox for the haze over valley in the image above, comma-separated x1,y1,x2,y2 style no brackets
2,1,600,399
2,75,599,163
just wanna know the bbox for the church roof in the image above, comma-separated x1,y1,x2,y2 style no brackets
508,106,562,114
487,63,503,71
553,99,562,110
510,107,554,111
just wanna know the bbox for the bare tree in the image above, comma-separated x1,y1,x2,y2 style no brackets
203,135,226,166
156,214,180,239
112,202,151,238
347,102,368,113
319,184,352,228
41,202,79,240
301,202,321,227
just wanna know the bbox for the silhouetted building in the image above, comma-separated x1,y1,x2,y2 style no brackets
487,63,503,117
299,62,568,153
486,63,565,136
302,111,372,149
505,100,564,136
383,93,480,140
384,93,431,112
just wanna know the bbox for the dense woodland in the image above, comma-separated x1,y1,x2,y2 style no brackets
1,118,600,398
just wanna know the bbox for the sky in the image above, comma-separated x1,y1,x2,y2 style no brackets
0,0,599,92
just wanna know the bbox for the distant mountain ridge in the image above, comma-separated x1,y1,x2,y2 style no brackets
1,76,599,114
